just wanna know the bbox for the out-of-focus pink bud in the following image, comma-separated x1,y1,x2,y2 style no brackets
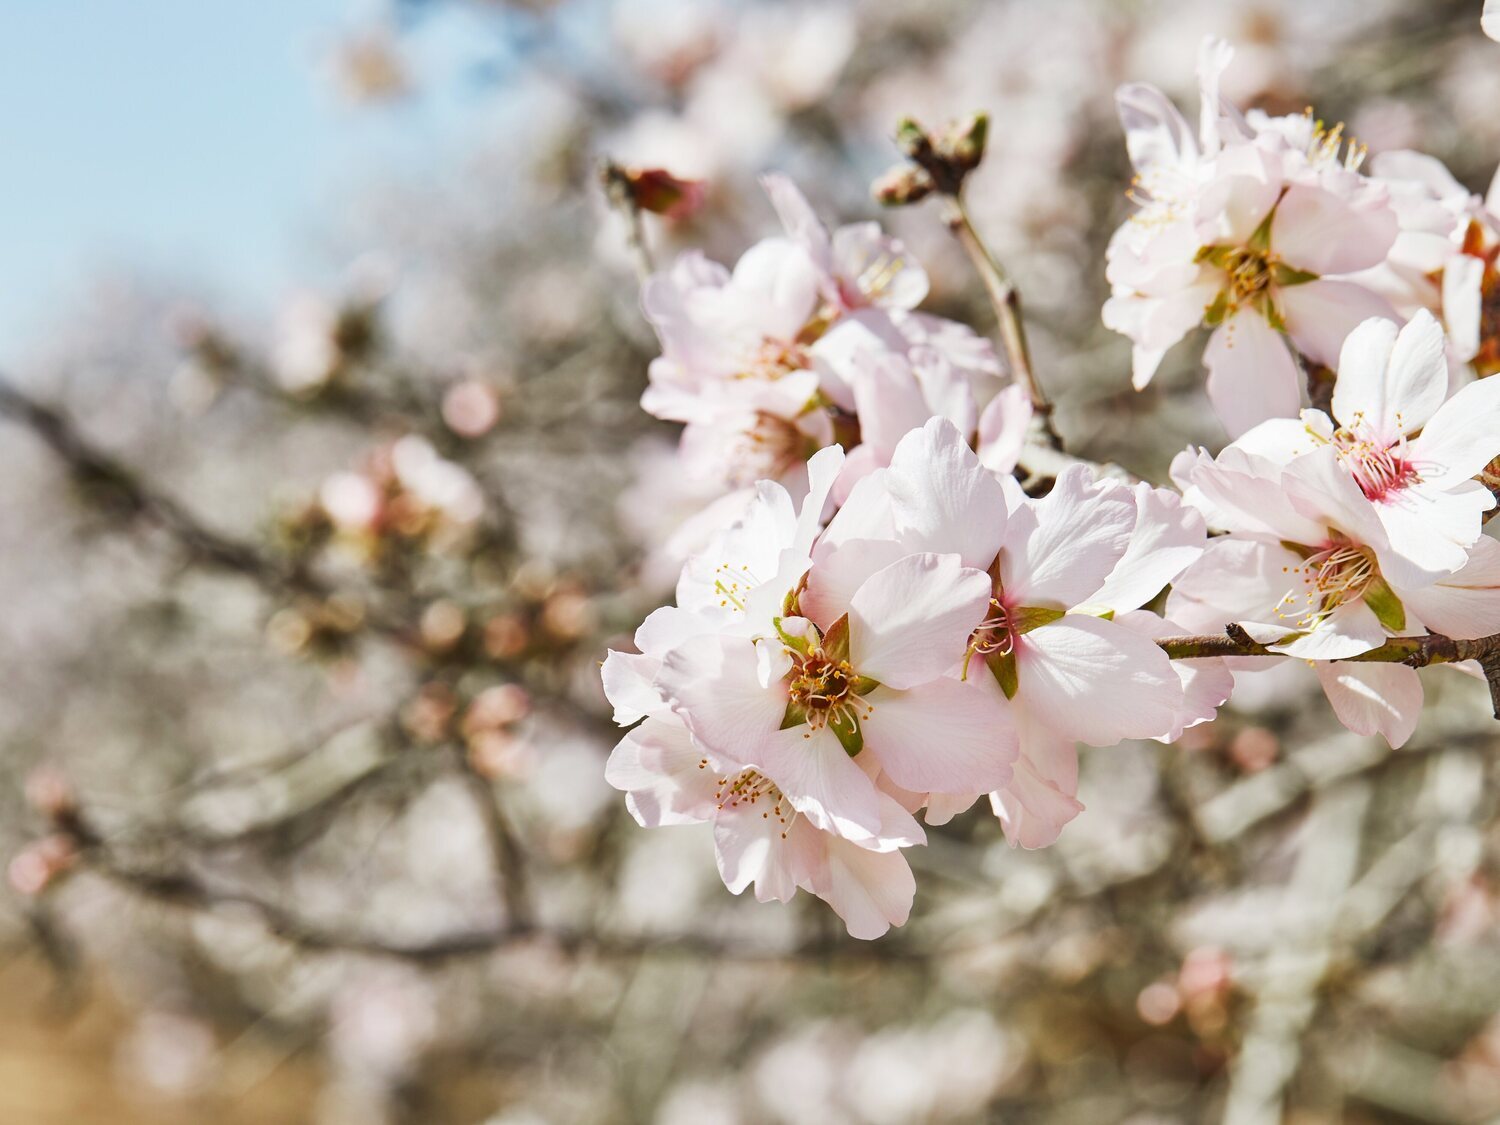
442,380,502,439
1136,980,1181,1026
8,834,78,897
419,600,468,653
1228,727,1278,773
464,684,532,735
24,765,76,822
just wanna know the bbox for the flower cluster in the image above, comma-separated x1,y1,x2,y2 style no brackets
606,35,1500,939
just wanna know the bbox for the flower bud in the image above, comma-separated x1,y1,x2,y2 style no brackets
935,111,989,172
871,164,935,207
8,834,78,897
893,117,931,159
24,765,77,822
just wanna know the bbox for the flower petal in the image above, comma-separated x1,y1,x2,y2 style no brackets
860,676,1017,794
1335,310,1448,437
1411,369,1500,485
1270,598,1388,660
849,553,992,689
1280,279,1397,369
988,697,1082,849
886,417,1010,568
1203,313,1302,438
753,726,885,840
606,716,717,827
657,633,786,764
1017,616,1184,745
813,831,917,940
1396,535,1500,639
999,465,1136,607
1085,484,1206,613
1271,183,1398,276
1314,661,1422,749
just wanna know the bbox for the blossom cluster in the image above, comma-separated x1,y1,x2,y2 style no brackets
605,36,1500,938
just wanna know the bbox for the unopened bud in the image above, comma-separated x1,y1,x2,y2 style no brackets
872,164,935,207
935,111,989,172
600,160,706,221
893,117,931,159
24,766,76,822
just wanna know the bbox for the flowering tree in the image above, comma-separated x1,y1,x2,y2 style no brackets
7,4,1500,1123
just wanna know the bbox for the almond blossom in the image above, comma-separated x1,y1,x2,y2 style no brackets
1227,312,1500,585
1169,436,1500,747
799,419,1213,847
1105,37,1400,436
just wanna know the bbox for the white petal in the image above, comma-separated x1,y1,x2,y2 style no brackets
1283,445,1388,549
988,697,1082,849
754,726,885,840
606,717,717,827
999,466,1136,607
886,416,1010,568
1330,316,1398,430
1485,0,1500,41
1411,370,1500,484
1271,183,1398,276
1271,598,1388,659
1356,310,1448,436
1203,314,1302,438
861,677,1017,795
714,805,804,902
813,834,917,940
977,384,1033,474
1396,536,1500,639
800,538,910,631
1115,80,1198,172
1165,539,1304,632
849,553,992,690
1115,610,1235,741
1017,616,1184,745
1443,254,1485,363
1085,484,1206,613
601,650,664,725
657,633,786,764
832,223,929,309
793,444,845,559
1280,280,1397,369
761,173,833,277
1228,414,1329,467
1373,480,1489,587
1314,662,1422,749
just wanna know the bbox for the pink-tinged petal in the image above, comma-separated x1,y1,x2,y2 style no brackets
1337,310,1448,437
753,727,884,840
832,223,929,309
714,804,810,902
1372,480,1490,587
1396,536,1500,639
848,350,932,462
800,538,909,631
1485,0,1500,41
999,466,1136,607
1283,445,1388,548
1271,183,1398,276
676,481,796,614
1203,314,1302,438
1444,254,1485,363
1271,598,1388,659
636,605,716,657
601,650,663,725
860,677,1016,794
977,384,1033,475
657,634,787,763
987,698,1082,849
761,173,833,277
1116,80,1197,173
1488,160,1500,213
1163,540,1312,638
1411,371,1500,484
886,417,1010,569
1086,484,1207,613
849,553,992,689
730,237,823,343
1115,610,1235,741
1229,414,1329,466
911,346,978,436
793,444,845,559
1198,36,1249,153
606,717,717,827
818,464,895,550
813,833,916,940
1197,173,1281,247
1017,616,1184,745
922,791,981,827
1314,662,1423,750
1279,279,1397,369
1172,446,1327,542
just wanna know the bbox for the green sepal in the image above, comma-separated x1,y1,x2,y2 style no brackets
1280,540,1318,560
850,675,881,697
773,616,814,658
780,699,808,730
782,572,808,617
1271,262,1319,287
829,708,863,757
1203,287,1232,328
1246,204,1277,253
1010,606,1065,635
1195,244,1233,269
821,613,851,663
1261,297,1288,332
988,650,1019,699
1364,576,1406,632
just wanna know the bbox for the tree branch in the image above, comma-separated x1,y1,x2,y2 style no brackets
1157,625,1500,718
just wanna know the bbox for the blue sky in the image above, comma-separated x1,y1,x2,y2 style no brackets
0,0,505,358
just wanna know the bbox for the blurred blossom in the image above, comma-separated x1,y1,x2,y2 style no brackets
328,965,437,1082
7,833,77,896
328,26,409,105
117,1010,217,1099
273,292,345,395
441,378,502,438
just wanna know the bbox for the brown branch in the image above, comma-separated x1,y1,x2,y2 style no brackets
1158,625,1500,718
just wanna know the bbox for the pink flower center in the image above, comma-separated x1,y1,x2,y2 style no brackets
726,411,810,486
1330,423,1419,501
737,337,810,382
967,597,1017,663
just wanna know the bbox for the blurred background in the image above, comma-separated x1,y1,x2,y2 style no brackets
3,1,1500,1122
